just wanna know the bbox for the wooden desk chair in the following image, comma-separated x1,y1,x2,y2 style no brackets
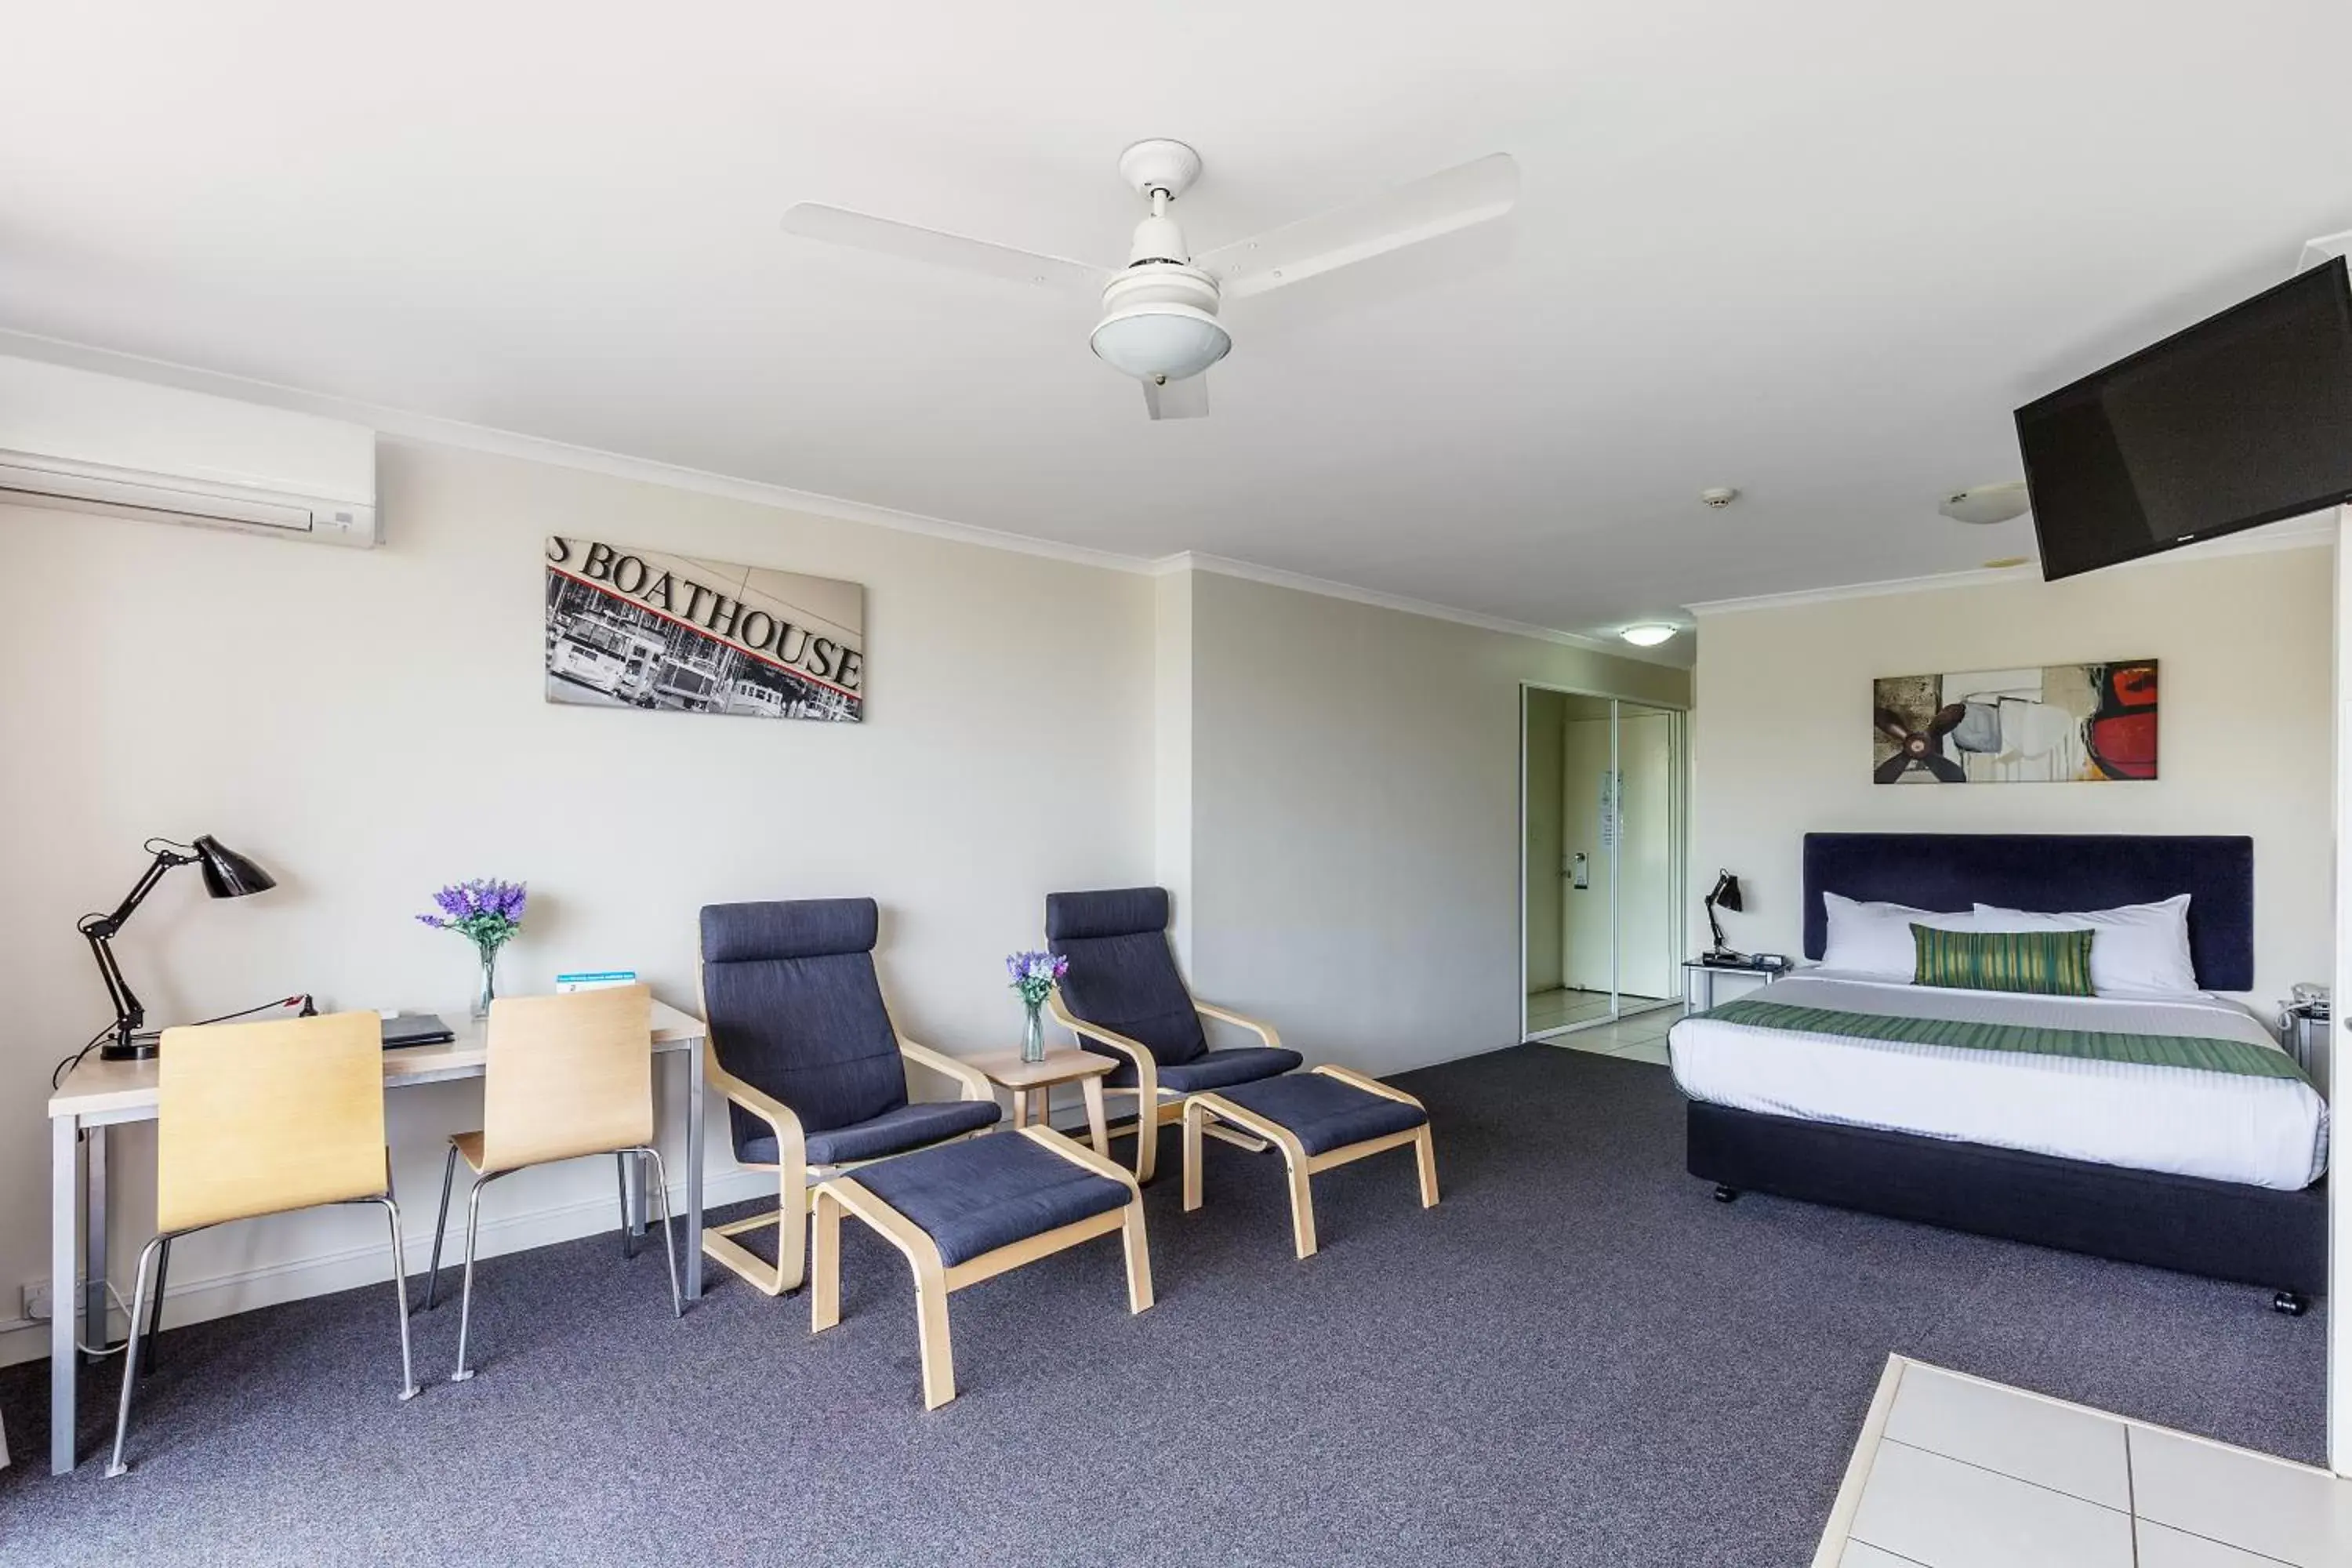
1044,887,1301,1183
107,1011,418,1478
698,898,1001,1298
419,984,679,1381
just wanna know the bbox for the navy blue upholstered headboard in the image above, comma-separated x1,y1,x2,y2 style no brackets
1800,833,2254,991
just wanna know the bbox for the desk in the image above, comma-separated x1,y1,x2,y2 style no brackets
45,998,709,1474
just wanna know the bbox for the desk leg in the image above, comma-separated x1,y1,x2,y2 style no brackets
83,1125,107,1366
51,1115,78,1473
624,1153,646,1240
684,1044,705,1301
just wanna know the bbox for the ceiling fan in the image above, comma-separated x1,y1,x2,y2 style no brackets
780,140,1519,420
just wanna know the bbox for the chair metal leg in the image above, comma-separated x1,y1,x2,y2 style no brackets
106,1234,169,1477
139,1236,172,1377
422,1142,458,1312
369,1196,421,1401
615,1152,636,1260
451,1173,495,1382
639,1147,683,1319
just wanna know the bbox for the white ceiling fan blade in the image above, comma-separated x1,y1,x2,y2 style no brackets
1141,375,1209,420
781,204,1109,296
1194,153,1519,300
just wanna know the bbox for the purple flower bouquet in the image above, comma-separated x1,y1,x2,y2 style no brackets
419,879,528,1019
1006,949,1069,1063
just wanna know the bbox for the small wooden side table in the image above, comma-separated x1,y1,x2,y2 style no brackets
967,1048,1115,1156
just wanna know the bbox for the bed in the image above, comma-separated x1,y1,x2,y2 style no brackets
1672,833,2330,1308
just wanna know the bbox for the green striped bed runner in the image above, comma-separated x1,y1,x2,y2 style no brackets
1697,997,2307,1082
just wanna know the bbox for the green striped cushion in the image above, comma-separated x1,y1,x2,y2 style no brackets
1910,924,2095,997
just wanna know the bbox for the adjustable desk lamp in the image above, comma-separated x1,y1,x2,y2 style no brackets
79,835,277,1062
1701,869,1745,966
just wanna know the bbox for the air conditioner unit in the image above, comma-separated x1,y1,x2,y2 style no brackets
0,354,378,546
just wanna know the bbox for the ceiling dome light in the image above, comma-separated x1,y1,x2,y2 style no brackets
1621,623,1679,648
1091,263,1231,383
1090,303,1231,382
1938,481,2030,525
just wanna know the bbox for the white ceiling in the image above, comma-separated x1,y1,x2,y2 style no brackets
5,2,2350,652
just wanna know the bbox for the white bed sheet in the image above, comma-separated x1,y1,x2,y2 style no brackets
1668,971,2328,1189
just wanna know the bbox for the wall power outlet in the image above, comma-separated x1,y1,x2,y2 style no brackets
23,1279,53,1321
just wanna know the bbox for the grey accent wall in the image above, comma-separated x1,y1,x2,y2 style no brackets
1178,569,1690,1076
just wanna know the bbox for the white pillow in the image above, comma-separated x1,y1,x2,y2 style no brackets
1972,895,2198,997
1821,892,1977,981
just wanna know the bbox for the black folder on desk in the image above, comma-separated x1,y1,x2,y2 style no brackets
379,1013,456,1049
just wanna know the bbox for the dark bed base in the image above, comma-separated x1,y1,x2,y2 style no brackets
1686,1100,2326,1307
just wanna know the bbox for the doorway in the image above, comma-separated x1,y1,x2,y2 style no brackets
1522,686,1687,1040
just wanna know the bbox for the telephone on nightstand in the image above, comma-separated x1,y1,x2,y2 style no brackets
2291,982,2329,1012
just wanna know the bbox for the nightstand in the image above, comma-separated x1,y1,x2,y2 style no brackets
2276,999,2328,1077
1681,957,1798,1012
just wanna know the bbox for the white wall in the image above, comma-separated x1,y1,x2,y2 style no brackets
1179,568,1691,1076
1690,542,2334,1013
1153,568,1196,969
0,439,1155,1355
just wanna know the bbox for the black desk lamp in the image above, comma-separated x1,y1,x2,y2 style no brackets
1702,869,1744,965
79,836,277,1061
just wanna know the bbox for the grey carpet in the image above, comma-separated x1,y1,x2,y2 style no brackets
0,1045,2324,1566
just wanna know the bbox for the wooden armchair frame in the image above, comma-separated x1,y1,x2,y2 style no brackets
699,961,994,1297
1045,990,1278,1184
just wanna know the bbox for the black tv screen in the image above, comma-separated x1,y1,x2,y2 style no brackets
2016,256,2352,581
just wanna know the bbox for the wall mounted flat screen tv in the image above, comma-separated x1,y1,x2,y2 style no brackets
2016,256,2352,581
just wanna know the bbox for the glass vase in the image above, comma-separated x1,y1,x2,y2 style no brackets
1021,1000,1047,1064
472,946,499,1022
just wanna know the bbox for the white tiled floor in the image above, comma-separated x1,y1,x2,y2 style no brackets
1526,987,1617,1032
1820,1357,2352,1567
1536,1002,1681,1065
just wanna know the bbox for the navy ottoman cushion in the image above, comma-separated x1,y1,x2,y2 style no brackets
852,1132,1130,1267
1211,1073,1427,1157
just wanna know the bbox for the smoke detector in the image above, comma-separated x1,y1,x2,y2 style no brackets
1699,487,1739,509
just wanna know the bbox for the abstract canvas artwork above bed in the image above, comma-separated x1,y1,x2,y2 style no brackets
1871,660,2157,784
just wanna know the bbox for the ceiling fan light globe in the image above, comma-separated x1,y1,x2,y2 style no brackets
1090,304,1231,383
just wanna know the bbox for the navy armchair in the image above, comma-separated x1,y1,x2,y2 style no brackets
698,898,1001,1295
1044,887,1301,1183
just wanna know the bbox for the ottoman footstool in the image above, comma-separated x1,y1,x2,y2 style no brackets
811,1126,1152,1409
1182,1065,1438,1258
